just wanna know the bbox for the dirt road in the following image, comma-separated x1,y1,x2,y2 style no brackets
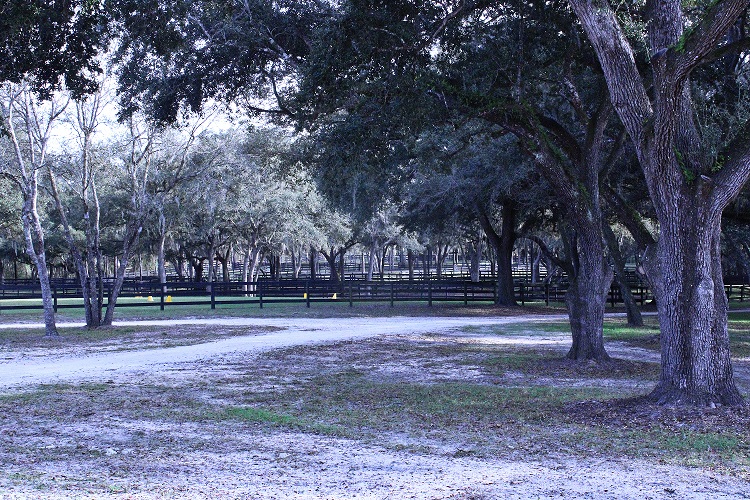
0,315,569,389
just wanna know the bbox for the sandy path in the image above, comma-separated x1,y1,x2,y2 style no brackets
0,315,569,389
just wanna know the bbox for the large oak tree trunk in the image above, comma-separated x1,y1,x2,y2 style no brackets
644,208,742,406
568,0,749,404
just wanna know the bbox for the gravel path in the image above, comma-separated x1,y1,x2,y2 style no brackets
0,315,569,390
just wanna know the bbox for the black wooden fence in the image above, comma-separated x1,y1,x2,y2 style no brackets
0,278,748,313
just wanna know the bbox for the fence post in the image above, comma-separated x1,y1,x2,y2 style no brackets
349,281,353,308
210,282,216,310
428,282,433,307
160,283,165,311
464,282,468,306
53,284,58,313
390,282,394,307
609,286,615,308
519,282,525,306
259,281,264,309
545,283,550,306
306,281,310,308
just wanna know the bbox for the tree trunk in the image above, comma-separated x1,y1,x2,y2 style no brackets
568,0,748,404
644,209,743,406
563,227,613,361
338,248,346,286
192,259,204,282
366,242,378,282
309,246,317,280
217,245,231,282
206,237,217,289
293,247,302,278
435,245,444,279
22,196,57,336
469,239,481,282
241,244,251,294
531,248,541,284
477,203,517,306
322,247,339,283
157,230,167,295
103,224,141,326
250,249,263,285
407,249,415,281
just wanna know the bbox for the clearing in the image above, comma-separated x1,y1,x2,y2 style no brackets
0,309,748,499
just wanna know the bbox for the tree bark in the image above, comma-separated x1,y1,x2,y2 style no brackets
321,246,340,283
309,246,317,280
102,224,141,326
157,229,167,295
407,248,415,281
366,242,378,282
562,227,613,361
643,204,743,406
22,199,57,336
241,244,251,294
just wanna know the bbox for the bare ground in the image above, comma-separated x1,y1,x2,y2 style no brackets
0,314,748,499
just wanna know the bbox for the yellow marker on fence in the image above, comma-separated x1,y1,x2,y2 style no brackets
332,293,337,300
147,296,154,302
303,293,307,299
166,295,173,303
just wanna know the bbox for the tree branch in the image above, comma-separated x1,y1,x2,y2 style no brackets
525,234,574,276
567,0,652,148
672,0,750,82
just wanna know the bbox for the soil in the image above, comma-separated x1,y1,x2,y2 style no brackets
0,313,748,499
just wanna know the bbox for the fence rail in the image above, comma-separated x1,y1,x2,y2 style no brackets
0,279,748,313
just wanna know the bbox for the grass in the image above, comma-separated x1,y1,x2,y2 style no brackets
221,337,748,472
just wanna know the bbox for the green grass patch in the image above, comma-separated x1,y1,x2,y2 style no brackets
662,432,740,453
599,313,750,358
225,406,343,435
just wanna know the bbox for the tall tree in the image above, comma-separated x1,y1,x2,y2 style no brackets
47,91,108,328
0,85,66,336
567,0,750,405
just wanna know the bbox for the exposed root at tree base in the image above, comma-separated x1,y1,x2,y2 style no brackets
565,396,750,433
647,384,746,408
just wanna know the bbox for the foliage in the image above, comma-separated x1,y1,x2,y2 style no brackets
0,0,107,98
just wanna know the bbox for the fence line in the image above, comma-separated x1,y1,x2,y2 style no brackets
2,278,748,314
